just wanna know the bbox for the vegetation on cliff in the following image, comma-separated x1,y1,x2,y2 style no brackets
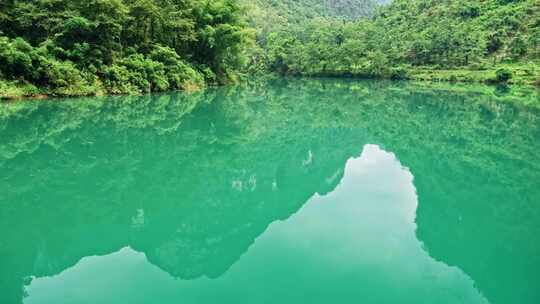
1,0,539,99
252,0,540,86
0,0,253,98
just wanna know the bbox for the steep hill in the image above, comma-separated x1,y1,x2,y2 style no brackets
261,0,540,85
0,0,253,99
247,0,387,22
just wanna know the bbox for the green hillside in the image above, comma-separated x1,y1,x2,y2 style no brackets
245,0,386,23
0,0,538,99
0,0,253,98
258,0,540,85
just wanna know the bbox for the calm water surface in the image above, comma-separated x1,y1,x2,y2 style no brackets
1,79,539,304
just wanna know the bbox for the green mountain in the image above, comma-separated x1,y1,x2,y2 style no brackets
246,0,387,23
0,0,252,98
260,0,540,85
243,0,387,40
1,0,538,99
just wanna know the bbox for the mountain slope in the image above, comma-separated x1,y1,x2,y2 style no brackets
249,0,387,22
260,0,540,85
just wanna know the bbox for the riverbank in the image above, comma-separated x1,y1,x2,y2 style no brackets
293,62,540,86
3,61,539,104
0,78,208,101
406,63,540,86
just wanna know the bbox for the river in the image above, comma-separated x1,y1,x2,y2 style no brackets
1,78,539,304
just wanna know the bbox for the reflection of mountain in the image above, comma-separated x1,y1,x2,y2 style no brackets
0,87,366,304
23,145,489,304
357,88,540,304
1,79,539,304
410,147,540,304
412,159,540,304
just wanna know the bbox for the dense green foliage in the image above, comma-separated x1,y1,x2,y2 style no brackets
0,0,253,97
245,0,386,24
243,0,385,71
1,0,539,99
257,0,540,85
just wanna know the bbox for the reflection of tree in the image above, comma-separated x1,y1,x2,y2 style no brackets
0,84,365,304
0,79,539,304
343,83,540,304
348,83,540,304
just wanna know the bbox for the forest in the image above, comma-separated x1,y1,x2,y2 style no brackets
252,0,539,84
0,0,253,97
0,0,539,98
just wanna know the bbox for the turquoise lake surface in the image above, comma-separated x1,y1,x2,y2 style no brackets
1,79,539,304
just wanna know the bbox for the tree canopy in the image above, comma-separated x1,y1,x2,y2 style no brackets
0,0,539,98
254,0,539,85
0,0,253,96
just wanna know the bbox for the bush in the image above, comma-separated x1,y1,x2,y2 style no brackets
457,3,480,18
45,60,83,88
0,36,208,96
165,62,205,90
0,80,40,99
101,64,140,94
0,36,96,96
102,49,206,94
149,45,205,90
388,67,410,80
117,54,168,92
495,68,513,83
200,66,218,84
468,62,487,70
0,37,34,78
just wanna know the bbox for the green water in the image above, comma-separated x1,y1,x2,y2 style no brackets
1,79,539,304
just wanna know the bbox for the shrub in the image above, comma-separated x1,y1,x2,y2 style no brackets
45,60,83,88
457,3,480,19
101,50,205,94
42,60,96,96
200,66,217,84
117,54,168,92
0,80,40,99
0,37,34,78
149,45,205,90
388,67,410,80
495,68,513,83
0,36,95,96
101,64,140,94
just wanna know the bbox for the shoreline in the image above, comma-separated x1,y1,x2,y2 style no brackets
3,72,538,104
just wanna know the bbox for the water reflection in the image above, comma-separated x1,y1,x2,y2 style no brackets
0,79,539,304
23,145,488,304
